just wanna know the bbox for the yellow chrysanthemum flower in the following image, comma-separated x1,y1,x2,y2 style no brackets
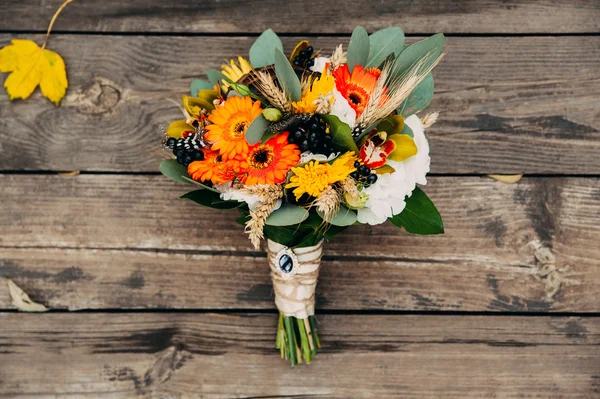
286,152,357,200
221,56,253,89
291,71,335,114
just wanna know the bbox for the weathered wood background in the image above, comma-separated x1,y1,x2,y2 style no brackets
0,1,599,398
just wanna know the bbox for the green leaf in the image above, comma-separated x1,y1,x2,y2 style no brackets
317,206,357,226
320,114,359,153
179,176,220,192
274,48,301,102
394,33,445,77
367,27,405,68
398,73,434,117
159,159,195,185
389,187,444,234
347,26,370,72
401,123,414,138
266,205,309,226
250,28,284,68
190,79,214,96
180,190,241,209
245,113,270,145
207,69,228,86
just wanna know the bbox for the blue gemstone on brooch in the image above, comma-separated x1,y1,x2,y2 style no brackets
279,254,294,274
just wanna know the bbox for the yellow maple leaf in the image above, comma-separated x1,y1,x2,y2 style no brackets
0,39,68,105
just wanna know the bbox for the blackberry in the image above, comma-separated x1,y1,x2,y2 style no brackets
288,115,336,156
366,173,378,185
350,160,379,187
292,45,315,70
169,135,204,166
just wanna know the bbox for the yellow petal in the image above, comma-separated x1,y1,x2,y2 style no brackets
228,60,243,76
167,119,192,139
375,165,396,174
40,49,68,105
237,56,253,73
387,134,417,162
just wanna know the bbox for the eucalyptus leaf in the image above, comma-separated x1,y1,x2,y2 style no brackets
398,73,434,117
206,69,227,86
260,129,279,144
180,189,241,209
317,206,357,226
367,27,405,68
389,187,444,234
266,205,309,226
190,79,214,96
401,123,414,138
347,26,370,72
274,48,301,101
250,28,284,68
394,33,445,77
319,114,359,153
245,113,270,145
159,159,195,185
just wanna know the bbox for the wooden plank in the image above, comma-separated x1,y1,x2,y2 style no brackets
0,35,598,174
0,313,598,398
1,0,599,34
1,175,599,312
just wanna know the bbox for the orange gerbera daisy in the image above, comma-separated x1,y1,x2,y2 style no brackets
188,149,237,185
205,96,262,161
239,132,300,185
333,64,382,116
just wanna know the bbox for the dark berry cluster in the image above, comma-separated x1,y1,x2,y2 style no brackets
165,136,204,167
288,115,335,156
351,161,378,186
292,46,315,69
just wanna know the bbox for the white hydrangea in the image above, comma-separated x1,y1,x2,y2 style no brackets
330,88,356,129
356,115,431,225
309,57,330,73
299,151,339,164
214,183,282,211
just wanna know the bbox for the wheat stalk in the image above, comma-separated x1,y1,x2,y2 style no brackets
314,185,341,224
421,111,439,128
330,45,347,70
252,70,292,113
243,185,284,249
357,50,446,128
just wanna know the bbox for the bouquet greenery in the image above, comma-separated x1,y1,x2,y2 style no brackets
160,26,445,366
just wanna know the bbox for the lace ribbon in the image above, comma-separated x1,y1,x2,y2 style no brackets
267,239,323,319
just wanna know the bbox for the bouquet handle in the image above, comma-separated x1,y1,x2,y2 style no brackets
267,239,323,365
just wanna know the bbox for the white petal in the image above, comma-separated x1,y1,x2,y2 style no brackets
309,57,330,73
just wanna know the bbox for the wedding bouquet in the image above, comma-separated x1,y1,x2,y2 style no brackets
160,26,445,366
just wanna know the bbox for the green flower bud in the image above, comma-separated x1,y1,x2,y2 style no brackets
263,108,283,122
344,191,369,210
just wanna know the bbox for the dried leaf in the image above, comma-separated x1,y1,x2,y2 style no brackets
58,170,80,177
5,277,49,312
487,174,523,184
0,39,68,105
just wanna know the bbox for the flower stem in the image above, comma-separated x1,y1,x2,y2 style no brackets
283,316,297,366
296,318,311,364
41,0,75,50
309,315,321,349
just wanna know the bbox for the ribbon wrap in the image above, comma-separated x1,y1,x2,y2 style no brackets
267,239,323,319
